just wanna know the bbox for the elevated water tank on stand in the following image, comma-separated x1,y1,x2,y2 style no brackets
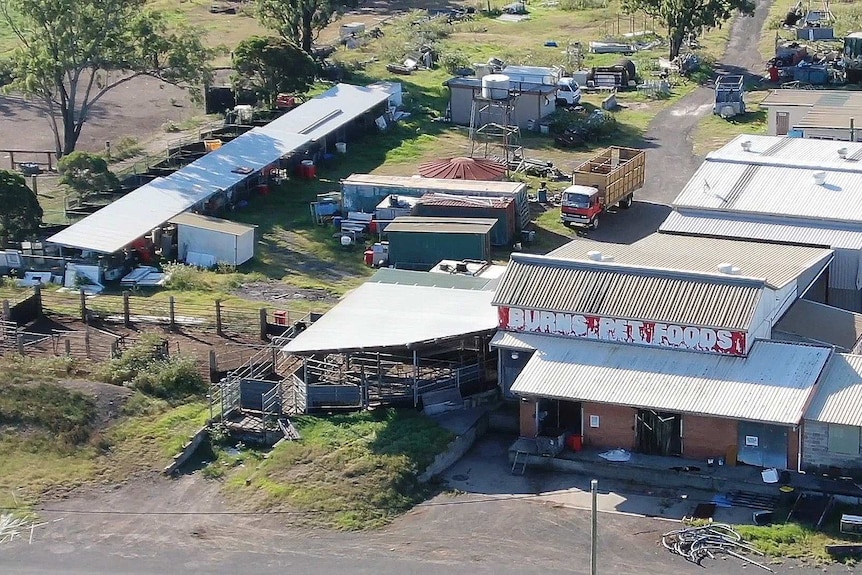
481,74,511,99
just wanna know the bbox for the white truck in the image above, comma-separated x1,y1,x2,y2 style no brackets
499,65,582,106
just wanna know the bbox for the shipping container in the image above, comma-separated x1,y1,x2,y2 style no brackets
385,217,495,271
341,174,530,229
414,193,516,246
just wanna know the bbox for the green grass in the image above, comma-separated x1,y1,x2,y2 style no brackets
0,351,211,510
693,91,769,156
737,521,859,564
224,408,454,529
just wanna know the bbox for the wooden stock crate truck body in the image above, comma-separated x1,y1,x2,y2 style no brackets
560,146,646,229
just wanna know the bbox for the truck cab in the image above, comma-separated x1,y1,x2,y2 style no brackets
560,184,602,229
556,77,582,106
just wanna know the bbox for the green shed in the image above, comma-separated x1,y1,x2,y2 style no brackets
385,216,496,271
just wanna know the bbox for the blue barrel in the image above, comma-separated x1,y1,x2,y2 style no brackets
537,189,548,203
333,216,342,230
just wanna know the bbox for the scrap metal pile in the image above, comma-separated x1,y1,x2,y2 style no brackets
661,523,773,572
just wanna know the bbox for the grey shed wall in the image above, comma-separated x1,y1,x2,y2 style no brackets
448,86,555,129
802,420,862,474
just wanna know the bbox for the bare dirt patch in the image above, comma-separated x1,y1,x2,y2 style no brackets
0,78,198,166
232,281,341,307
56,379,134,430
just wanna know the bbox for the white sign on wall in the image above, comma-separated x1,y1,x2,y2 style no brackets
497,306,748,356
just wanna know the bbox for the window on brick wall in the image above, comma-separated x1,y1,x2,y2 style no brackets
827,424,861,455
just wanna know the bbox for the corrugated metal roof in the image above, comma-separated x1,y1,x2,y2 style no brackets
673,158,862,224
760,90,824,106
369,268,497,291
418,157,506,181
419,193,513,209
282,282,497,354
493,254,764,330
660,210,862,250
704,134,862,173
795,106,862,130
385,216,497,234
489,330,545,350
774,299,862,353
343,174,526,194
510,338,831,425
805,353,862,426
48,130,310,253
444,76,557,94
547,233,833,289
264,83,390,142
170,212,255,236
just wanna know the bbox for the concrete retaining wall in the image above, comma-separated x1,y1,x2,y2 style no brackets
419,412,488,483
513,452,779,496
163,426,209,475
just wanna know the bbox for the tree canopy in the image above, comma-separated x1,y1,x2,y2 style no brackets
233,36,317,106
0,0,214,157
58,151,120,198
622,0,755,59
0,170,43,245
256,0,358,54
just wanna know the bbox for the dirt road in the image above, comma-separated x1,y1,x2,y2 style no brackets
638,0,772,205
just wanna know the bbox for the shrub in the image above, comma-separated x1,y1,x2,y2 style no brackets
440,50,471,74
0,381,95,444
112,137,143,161
130,356,206,402
164,262,212,290
95,334,168,385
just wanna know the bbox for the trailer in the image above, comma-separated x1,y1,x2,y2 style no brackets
560,146,646,229
714,75,745,118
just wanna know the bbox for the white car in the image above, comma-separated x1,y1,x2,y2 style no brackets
556,78,582,106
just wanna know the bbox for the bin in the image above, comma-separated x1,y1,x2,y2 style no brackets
333,216,343,230
537,188,548,203
273,310,288,326
567,434,583,452
364,249,374,266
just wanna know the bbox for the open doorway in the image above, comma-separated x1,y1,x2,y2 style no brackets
636,410,682,456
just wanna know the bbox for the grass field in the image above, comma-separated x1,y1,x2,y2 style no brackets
223,409,454,529
0,353,211,511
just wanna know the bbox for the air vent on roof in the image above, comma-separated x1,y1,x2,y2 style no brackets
813,172,827,185
838,147,849,159
586,251,614,262
717,263,740,275
740,140,752,152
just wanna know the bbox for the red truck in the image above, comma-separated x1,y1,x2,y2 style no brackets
560,146,646,230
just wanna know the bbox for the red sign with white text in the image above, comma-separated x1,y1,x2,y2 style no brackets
498,306,747,356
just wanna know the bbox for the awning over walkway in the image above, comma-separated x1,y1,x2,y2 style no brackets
509,337,831,425
48,129,310,253
282,282,498,355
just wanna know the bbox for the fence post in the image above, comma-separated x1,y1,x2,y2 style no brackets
16,333,24,355
34,284,42,317
209,349,217,383
2,299,9,320
123,291,131,327
64,339,71,356
168,296,176,332
79,288,87,323
259,308,267,341
84,326,91,358
215,299,223,336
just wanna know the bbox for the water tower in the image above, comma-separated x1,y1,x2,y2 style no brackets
468,74,523,170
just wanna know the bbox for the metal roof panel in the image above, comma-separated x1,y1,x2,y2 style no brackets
511,338,831,425
805,353,862,426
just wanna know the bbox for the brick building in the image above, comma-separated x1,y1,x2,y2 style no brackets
491,235,851,471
